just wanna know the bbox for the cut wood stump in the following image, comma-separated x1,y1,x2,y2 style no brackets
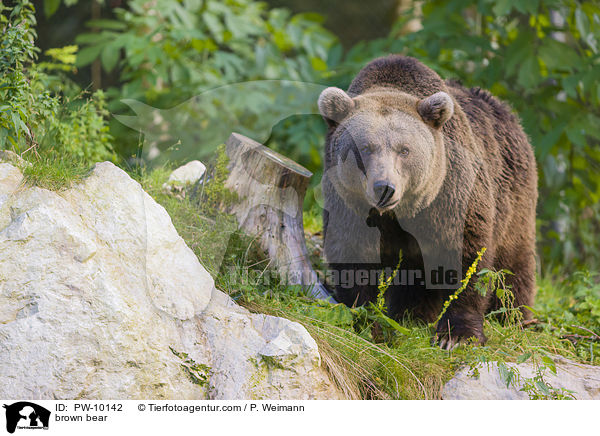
224,133,334,302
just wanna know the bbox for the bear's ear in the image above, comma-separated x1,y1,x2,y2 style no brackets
417,91,454,129
318,87,355,127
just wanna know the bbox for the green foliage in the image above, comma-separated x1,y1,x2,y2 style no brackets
0,0,40,150
535,271,600,363
476,268,519,324
38,45,78,72
42,0,80,18
469,354,576,400
0,1,114,164
358,0,600,269
195,143,238,214
362,252,412,340
76,0,336,90
75,0,338,168
302,206,322,234
476,268,514,300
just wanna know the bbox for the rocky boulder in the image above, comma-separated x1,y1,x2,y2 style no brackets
443,356,600,400
162,160,206,194
0,161,341,400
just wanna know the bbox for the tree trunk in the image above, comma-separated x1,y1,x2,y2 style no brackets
224,133,334,302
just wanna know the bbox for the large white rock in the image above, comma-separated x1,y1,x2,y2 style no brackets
162,160,206,192
0,162,24,209
0,161,340,400
443,356,600,400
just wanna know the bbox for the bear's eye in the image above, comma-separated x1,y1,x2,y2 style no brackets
399,146,410,156
359,144,372,153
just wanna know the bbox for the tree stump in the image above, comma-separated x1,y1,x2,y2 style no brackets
224,133,334,302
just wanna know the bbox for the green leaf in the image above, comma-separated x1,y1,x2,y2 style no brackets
535,380,552,396
75,44,103,67
562,74,581,98
491,0,512,16
381,315,411,335
75,32,114,45
541,356,557,374
497,362,514,387
505,33,534,77
291,12,325,24
513,1,529,14
487,307,508,316
368,303,411,335
536,122,566,159
575,7,590,39
310,56,327,71
566,124,586,148
517,352,532,364
517,56,541,89
224,13,261,39
86,19,128,31
44,0,60,17
203,13,224,43
327,43,343,68
304,303,354,328
495,287,506,299
539,39,580,71
521,305,538,315
523,0,539,14
101,44,119,72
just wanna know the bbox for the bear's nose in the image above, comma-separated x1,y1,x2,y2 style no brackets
373,180,395,207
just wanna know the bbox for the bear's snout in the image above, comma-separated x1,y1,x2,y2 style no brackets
373,180,397,208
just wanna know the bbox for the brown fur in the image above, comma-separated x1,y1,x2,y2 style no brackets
320,55,537,347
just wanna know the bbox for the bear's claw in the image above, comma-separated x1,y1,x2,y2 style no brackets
434,315,487,350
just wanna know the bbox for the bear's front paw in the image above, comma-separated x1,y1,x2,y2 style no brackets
434,314,487,350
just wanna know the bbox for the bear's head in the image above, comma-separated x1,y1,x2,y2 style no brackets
319,86,453,217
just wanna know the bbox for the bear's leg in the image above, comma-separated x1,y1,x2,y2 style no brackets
323,189,383,307
435,294,489,349
434,250,494,349
327,263,380,307
494,247,537,321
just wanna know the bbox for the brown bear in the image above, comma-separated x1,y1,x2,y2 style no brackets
318,55,537,348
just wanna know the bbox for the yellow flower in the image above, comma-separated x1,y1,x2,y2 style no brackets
432,247,486,326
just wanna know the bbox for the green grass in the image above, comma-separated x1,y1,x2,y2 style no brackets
139,164,599,399
230,273,588,399
303,206,323,235
19,151,93,191
533,272,600,362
